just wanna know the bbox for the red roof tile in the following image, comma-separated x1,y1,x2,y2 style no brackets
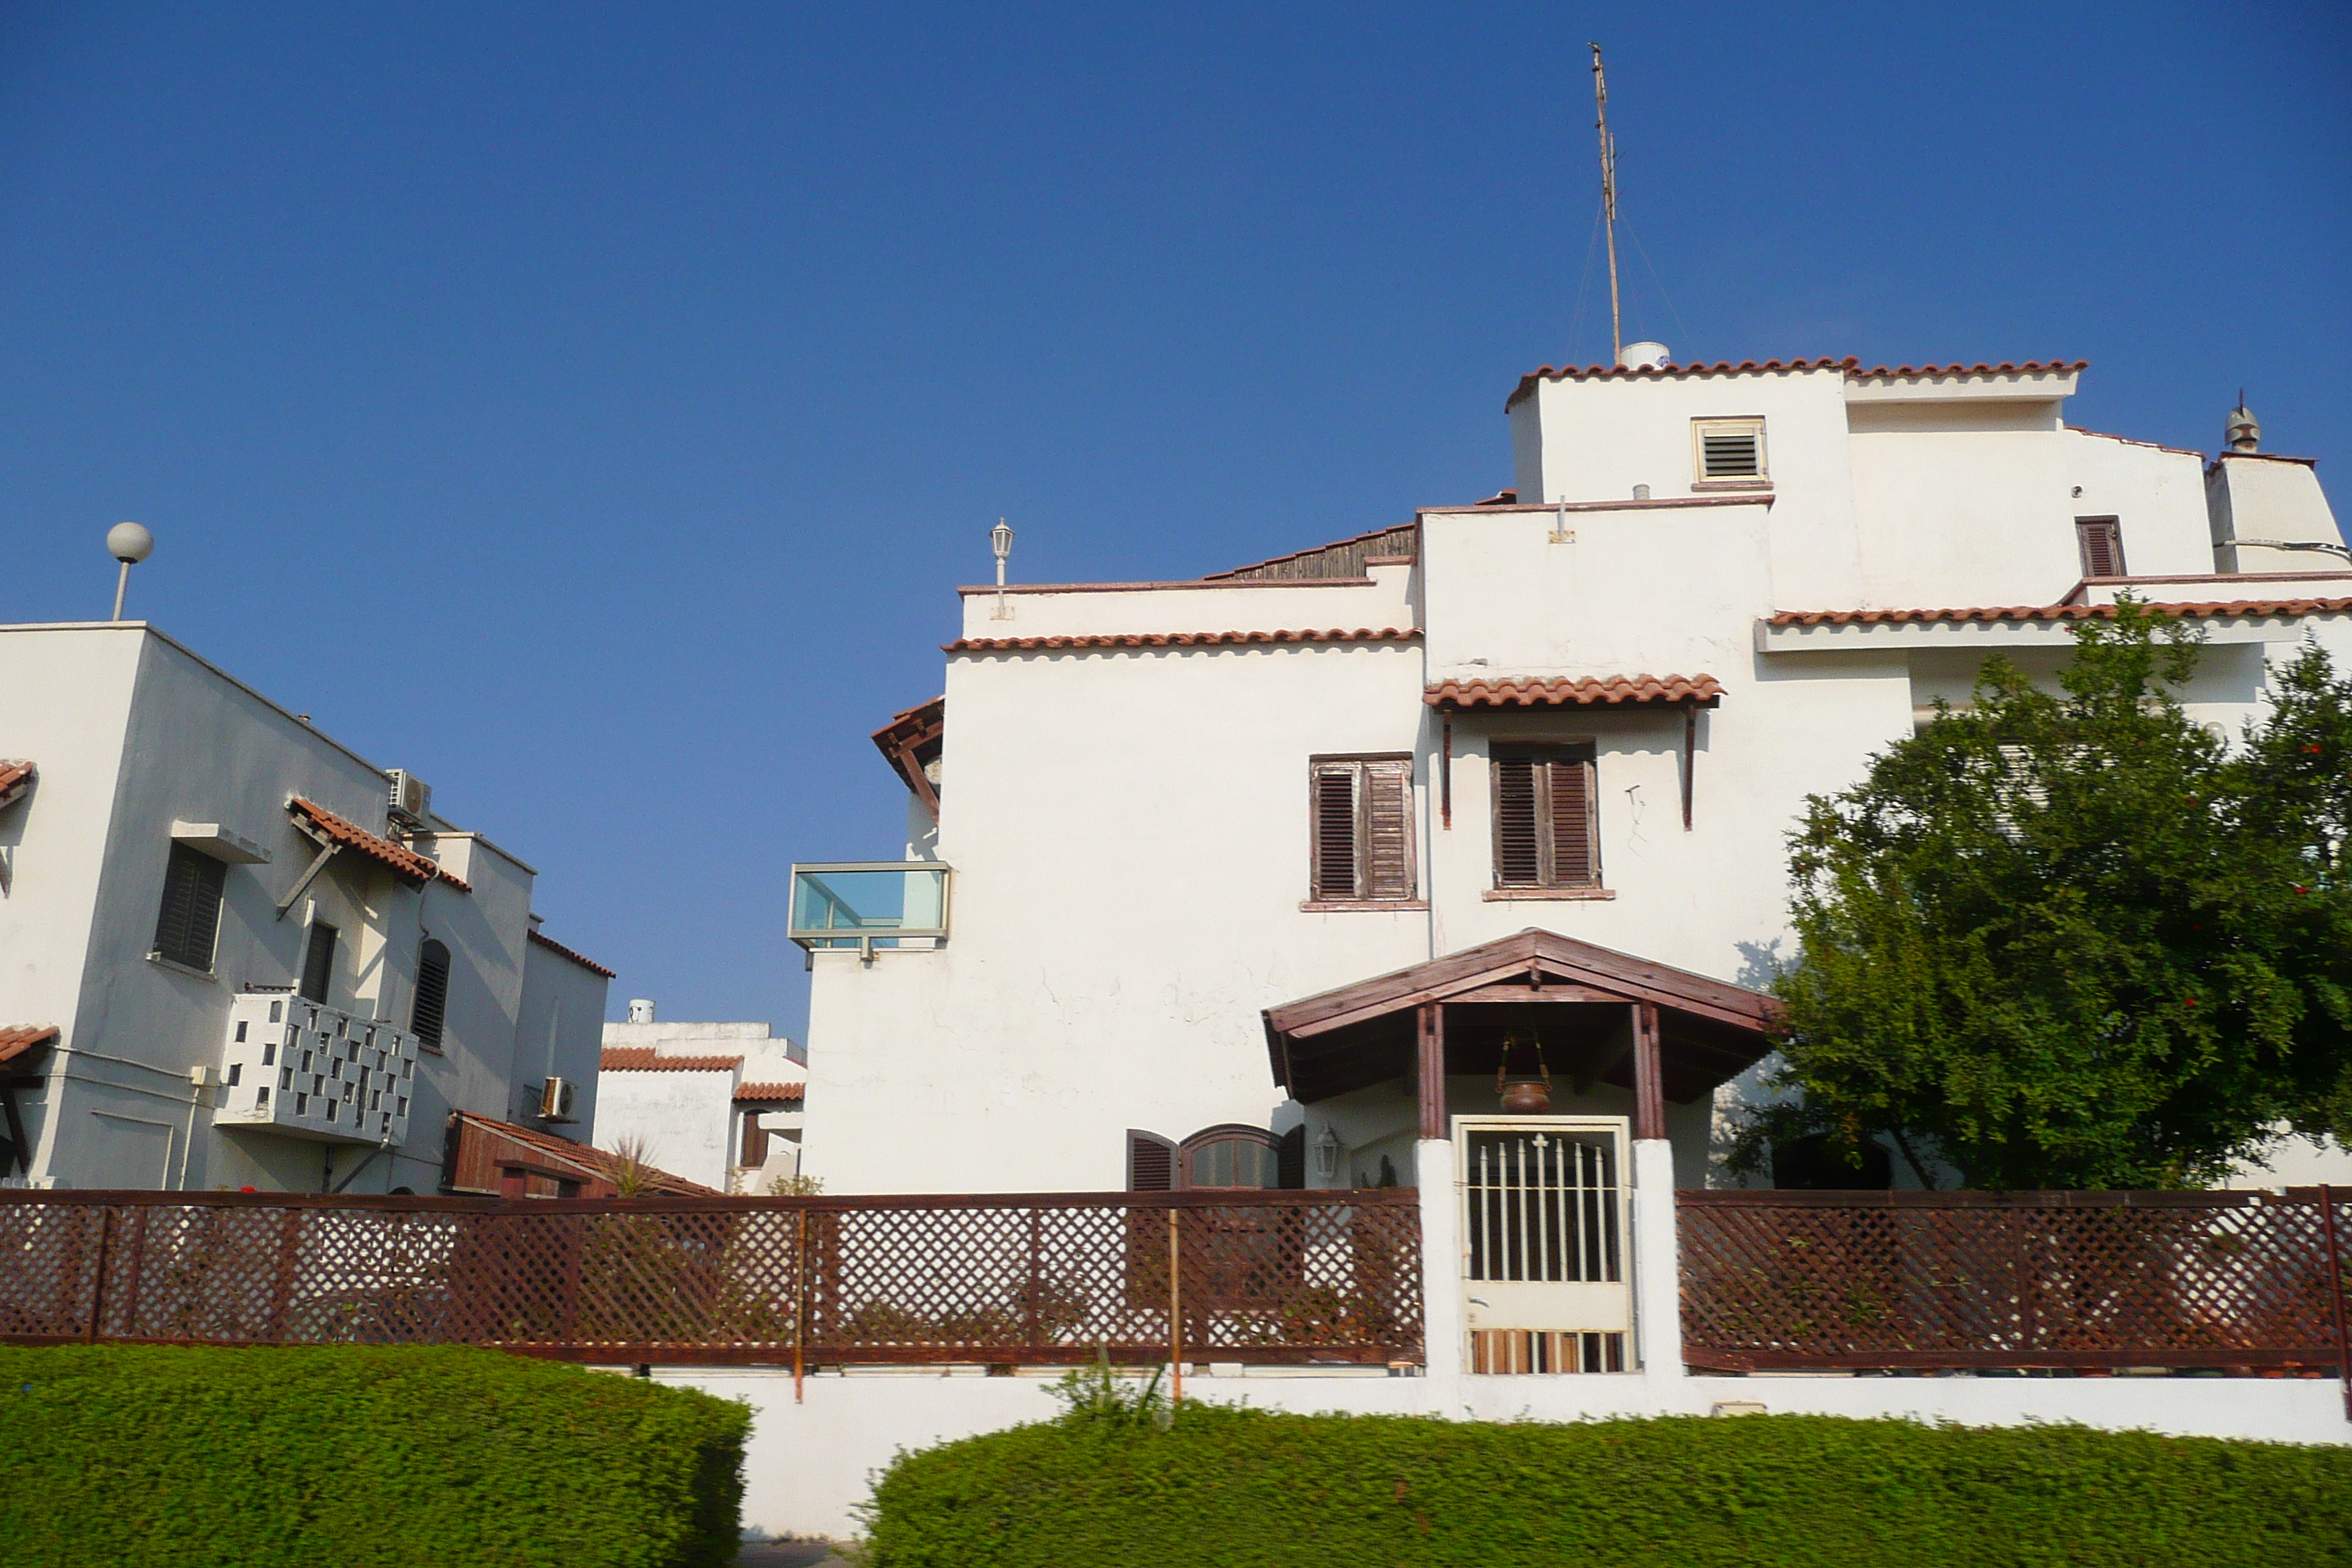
288,798,454,889
2065,425,2205,459
0,1025,59,1066
528,929,617,979
0,760,32,810
1425,674,1725,709
946,627,1421,653
600,1047,745,1073
445,1109,718,1196
1767,598,2352,630
1506,355,2087,409
734,1082,804,1104
872,696,945,817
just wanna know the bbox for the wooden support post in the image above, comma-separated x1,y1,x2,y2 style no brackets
1417,1003,1446,1142
1168,1208,1183,1406
1632,1002,1665,1141
793,1208,807,1405
1681,701,1697,832
85,1207,113,1342
2322,1185,2351,1422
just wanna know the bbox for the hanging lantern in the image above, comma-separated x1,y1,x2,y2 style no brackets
1496,1030,1553,1114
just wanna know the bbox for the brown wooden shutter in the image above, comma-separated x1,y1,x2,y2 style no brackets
1127,1129,1177,1191
1493,754,1542,886
1361,758,1416,900
1310,766,1359,900
741,1112,769,1168
1276,1125,1305,1189
1548,755,1598,886
2076,518,2125,578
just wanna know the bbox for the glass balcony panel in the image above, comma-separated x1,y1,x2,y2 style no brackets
789,863,951,951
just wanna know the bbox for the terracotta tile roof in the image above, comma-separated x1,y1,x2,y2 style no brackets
445,1109,718,1197
287,797,459,889
527,928,617,979
1506,355,2086,408
1203,523,1420,582
2065,425,2205,459
1425,674,1725,709
600,1047,745,1073
1766,598,2352,630
946,627,1421,653
734,1081,805,1104
871,696,945,817
0,1025,59,1066
0,759,31,811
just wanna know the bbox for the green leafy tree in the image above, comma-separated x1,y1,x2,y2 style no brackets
1738,600,2352,1189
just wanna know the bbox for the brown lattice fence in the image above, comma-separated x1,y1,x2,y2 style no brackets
1678,1187,2351,1372
0,1189,1422,1366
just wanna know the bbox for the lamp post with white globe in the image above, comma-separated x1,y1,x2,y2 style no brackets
107,522,154,622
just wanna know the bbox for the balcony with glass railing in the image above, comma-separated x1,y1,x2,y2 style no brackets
789,862,951,958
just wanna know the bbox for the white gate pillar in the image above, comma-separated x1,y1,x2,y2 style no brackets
1415,1139,1466,1394
1631,1137,1684,1381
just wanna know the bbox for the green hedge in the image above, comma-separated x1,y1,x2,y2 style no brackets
0,1345,747,1568
866,1403,2352,1567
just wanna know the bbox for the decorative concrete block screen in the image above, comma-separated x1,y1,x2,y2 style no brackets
0,1190,1423,1367
1678,1188,2351,1372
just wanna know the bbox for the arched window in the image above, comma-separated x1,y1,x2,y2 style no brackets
1179,1126,1281,1190
411,939,451,1052
1128,1126,1305,1191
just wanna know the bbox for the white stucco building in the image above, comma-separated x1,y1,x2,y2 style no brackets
0,620,617,1194
795,359,2348,1200
594,1001,806,1192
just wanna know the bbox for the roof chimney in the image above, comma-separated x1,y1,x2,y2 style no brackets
627,998,655,1024
2225,392,2261,453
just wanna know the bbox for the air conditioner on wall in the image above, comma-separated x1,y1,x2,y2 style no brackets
540,1077,577,1123
386,769,431,830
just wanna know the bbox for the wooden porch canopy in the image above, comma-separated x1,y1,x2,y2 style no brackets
1262,929,1782,1140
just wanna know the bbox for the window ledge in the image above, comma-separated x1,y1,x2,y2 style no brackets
1691,478,1771,492
1482,887,1616,902
1300,900,1430,913
144,951,219,982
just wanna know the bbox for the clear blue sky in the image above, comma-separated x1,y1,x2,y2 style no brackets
4,3,2345,1039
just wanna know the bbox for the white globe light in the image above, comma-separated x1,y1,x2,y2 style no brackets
107,521,154,565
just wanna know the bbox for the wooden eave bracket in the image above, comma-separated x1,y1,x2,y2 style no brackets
275,821,342,921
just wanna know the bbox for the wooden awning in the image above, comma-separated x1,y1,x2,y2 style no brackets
1262,930,1782,1121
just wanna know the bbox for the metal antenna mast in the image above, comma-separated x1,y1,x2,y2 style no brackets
1590,42,1623,366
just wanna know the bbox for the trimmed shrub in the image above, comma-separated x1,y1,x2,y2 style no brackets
865,1402,2352,1567
0,1345,746,1568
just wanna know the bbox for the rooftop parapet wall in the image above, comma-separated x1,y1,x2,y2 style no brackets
953,564,1414,642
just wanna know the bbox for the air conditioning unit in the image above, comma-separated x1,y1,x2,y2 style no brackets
539,1077,577,1123
386,769,432,830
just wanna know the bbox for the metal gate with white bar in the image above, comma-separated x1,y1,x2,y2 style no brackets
1455,1115,1632,1373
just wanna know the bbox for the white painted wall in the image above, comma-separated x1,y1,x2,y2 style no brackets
667,1367,2352,1541
594,1019,806,1192
800,360,2352,1206
0,622,610,1193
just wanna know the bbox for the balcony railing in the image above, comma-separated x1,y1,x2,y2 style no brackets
788,862,951,957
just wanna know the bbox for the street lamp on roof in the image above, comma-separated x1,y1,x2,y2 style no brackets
106,522,154,622
990,519,1015,620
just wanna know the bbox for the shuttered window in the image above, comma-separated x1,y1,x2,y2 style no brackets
1128,1129,1177,1191
740,1112,769,1169
1307,755,1417,902
411,939,451,1052
151,843,228,971
299,921,339,1003
1693,418,1768,483
1491,746,1602,889
2076,517,2125,579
